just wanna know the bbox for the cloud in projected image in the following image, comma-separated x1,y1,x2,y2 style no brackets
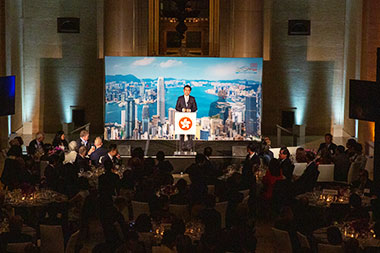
132,57,155,66
160,59,183,68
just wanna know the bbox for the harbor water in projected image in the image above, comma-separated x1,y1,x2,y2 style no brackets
104,56,263,140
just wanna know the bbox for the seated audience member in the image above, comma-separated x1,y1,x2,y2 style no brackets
344,238,360,253
0,215,32,251
318,146,333,164
221,205,257,253
100,144,121,166
294,197,318,235
0,191,12,221
64,141,78,164
76,129,91,152
134,179,160,214
98,160,120,197
318,133,337,156
203,146,220,183
346,138,357,160
199,194,222,234
295,147,307,163
333,145,350,182
21,156,38,185
348,142,367,184
156,151,173,174
274,206,300,252
293,151,319,195
68,177,90,225
120,169,135,191
261,137,274,164
88,137,108,167
160,230,177,253
345,193,370,221
115,231,145,253
75,146,91,171
39,143,52,161
279,146,295,180
185,154,207,183
262,158,283,201
52,130,68,150
327,226,343,245
352,169,375,196
171,218,193,253
28,132,44,156
153,195,176,223
170,179,189,205
1,145,23,190
241,142,260,189
44,154,62,191
75,193,105,252
135,214,154,246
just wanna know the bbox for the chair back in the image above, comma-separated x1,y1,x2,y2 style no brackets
317,243,344,253
215,201,228,228
131,201,150,220
293,163,308,176
207,185,215,195
270,148,281,159
7,242,32,253
65,230,80,253
169,204,189,221
272,227,292,253
296,232,310,249
239,189,250,199
40,224,64,253
317,164,335,182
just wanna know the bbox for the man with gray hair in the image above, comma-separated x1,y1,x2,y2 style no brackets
76,129,90,152
28,132,45,156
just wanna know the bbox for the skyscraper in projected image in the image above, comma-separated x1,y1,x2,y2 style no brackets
125,97,136,139
142,105,149,135
245,96,258,137
157,77,165,124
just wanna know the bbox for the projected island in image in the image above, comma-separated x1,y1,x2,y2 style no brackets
104,56,263,141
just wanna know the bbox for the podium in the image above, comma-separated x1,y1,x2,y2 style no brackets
174,112,196,155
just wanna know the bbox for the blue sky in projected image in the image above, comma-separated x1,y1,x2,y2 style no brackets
105,57,263,82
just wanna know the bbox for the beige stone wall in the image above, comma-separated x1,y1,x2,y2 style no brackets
12,0,104,134
359,0,379,145
262,0,347,135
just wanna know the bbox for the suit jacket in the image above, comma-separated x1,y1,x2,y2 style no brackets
28,139,44,155
241,154,260,189
294,161,319,194
318,142,337,155
175,95,197,112
90,146,108,166
75,138,91,152
280,158,295,180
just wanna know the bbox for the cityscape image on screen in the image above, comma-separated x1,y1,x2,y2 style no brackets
104,56,263,140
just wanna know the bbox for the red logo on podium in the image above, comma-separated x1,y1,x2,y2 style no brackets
179,117,192,130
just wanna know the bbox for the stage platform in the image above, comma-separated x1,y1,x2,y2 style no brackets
109,140,250,172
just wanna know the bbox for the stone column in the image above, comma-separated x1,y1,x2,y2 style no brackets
232,0,263,57
104,0,135,56
0,0,9,149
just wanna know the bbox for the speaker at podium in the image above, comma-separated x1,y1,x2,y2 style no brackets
174,112,196,155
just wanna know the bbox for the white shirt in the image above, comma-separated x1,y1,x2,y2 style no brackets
80,137,87,145
249,152,256,159
184,95,189,106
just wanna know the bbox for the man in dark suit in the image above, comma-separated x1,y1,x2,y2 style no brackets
98,160,121,197
74,146,91,171
88,137,108,166
318,133,337,156
76,129,91,153
100,144,121,166
28,132,44,156
279,147,295,180
175,85,197,151
294,151,320,194
241,142,261,189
